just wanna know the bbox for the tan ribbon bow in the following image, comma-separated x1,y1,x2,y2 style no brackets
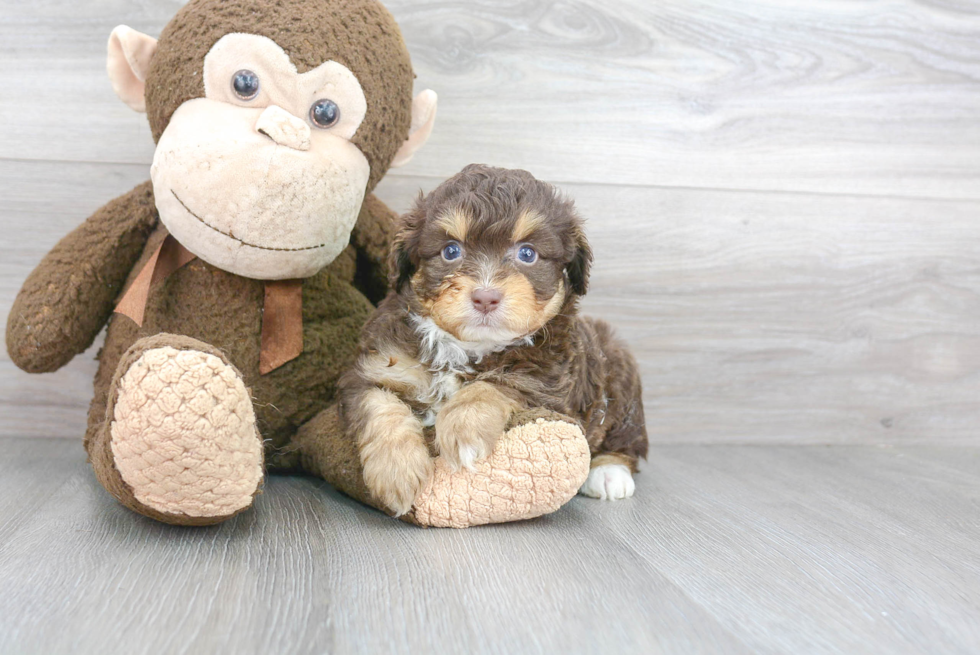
114,235,304,375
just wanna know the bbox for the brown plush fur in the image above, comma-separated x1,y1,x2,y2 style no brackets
340,165,648,513
5,0,417,524
85,206,379,465
146,0,414,192
6,182,159,374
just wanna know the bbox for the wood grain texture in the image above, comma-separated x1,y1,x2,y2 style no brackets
4,163,980,445
1,0,980,197
0,438,977,654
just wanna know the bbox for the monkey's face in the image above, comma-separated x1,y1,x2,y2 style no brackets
108,1,436,281
150,34,370,280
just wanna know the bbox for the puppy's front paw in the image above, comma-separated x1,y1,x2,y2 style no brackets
578,464,635,501
361,437,434,516
435,382,517,471
435,401,505,471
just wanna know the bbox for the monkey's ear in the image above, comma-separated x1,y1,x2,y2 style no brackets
107,25,158,113
390,90,438,168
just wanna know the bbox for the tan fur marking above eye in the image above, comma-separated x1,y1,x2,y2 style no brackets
511,209,547,243
435,207,471,242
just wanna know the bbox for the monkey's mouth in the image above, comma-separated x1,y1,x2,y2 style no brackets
171,190,328,252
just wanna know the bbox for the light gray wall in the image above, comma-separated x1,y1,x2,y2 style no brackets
2,0,979,444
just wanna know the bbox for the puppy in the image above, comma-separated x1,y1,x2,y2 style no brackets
339,164,648,516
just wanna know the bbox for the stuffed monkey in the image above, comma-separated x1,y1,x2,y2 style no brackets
6,0,590,528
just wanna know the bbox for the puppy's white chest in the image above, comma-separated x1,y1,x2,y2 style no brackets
431,371,463,403
419,371,462,427
411,313,523,427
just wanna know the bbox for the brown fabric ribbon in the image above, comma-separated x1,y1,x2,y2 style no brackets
259,279,304,375
114,235,197,326
114,235,304,375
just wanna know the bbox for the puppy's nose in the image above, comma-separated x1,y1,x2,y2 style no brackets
471,288,502,314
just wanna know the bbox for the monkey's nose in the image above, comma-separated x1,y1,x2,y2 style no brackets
255,105,311,151
471,288,503,314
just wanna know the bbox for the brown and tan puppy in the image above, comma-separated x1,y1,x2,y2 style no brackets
340,165,648,515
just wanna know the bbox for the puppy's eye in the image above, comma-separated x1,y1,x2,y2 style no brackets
232,70,260,100
442,242,463,261
517,245,537,264
310,99,340,128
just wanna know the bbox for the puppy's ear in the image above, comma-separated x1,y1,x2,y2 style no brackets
388,198,425,292
391,243,415,292
566,225,593,296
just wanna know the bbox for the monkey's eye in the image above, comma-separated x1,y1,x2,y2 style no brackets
517,245,538,264
232,70,260,100
442,242,463,262
310,99,341,128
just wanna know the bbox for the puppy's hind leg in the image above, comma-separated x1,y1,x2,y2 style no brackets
579,452,637,501
580,392,647,501
578,322,648,502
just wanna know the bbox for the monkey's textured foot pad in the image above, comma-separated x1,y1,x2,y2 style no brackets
411,415,591,528
109,346,263,518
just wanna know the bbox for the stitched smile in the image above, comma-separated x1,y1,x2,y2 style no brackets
171,190,327,252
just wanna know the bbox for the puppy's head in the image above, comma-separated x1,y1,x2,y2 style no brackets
390,164,592,344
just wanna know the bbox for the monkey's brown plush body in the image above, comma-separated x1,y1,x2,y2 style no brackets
6,0,590,528
81,186,388,524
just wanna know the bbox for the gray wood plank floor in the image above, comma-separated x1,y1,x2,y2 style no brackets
0,438,977,655
2,1,979,653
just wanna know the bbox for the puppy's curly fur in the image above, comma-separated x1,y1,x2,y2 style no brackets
339,165,648,515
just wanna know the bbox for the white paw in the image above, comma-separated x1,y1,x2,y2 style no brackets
456,444,480,470
578,464,635,501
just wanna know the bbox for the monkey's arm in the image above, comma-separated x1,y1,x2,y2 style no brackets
6,182,158,373
350,194,396,306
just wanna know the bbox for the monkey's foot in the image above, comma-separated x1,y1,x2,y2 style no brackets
108,339,263,522
411,410,591,528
